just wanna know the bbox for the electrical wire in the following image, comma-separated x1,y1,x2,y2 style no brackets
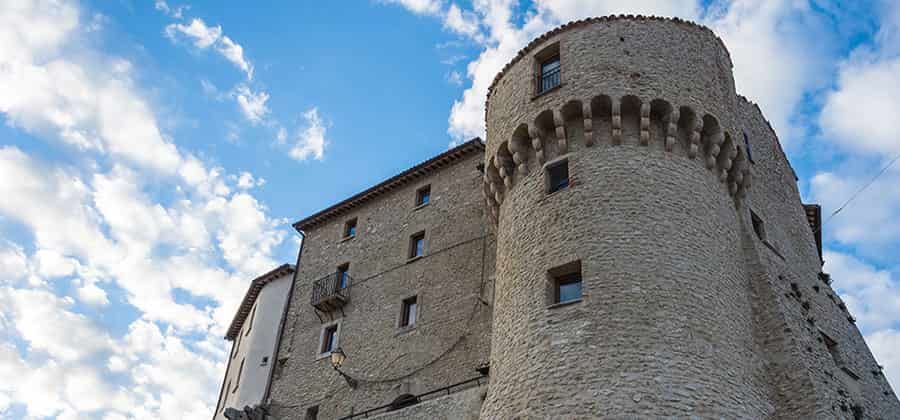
824,151,900,225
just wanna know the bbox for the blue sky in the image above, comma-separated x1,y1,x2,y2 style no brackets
1,0,899,418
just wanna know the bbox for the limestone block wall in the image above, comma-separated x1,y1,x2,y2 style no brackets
737,97,900,419
482,16,758,418
267,152,495,420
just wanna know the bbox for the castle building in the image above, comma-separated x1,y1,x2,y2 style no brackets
251,15,899,419
215,264,295,419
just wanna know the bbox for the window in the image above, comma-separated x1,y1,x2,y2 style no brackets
337,263,350,290
233,358,244,392
261,356,269,366
822,332,843,367
750,210,766,241
232,332,241,359
546,159,569,193
549,261,582,305
415,185,431,207
409,231,425,259
245,303,256,336
743,131,755,163
320,324,339,355
538,55,561,94
305,405,319,420
343,218,357,239
400,296,418,328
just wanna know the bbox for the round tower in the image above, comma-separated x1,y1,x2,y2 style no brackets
481,16,758,417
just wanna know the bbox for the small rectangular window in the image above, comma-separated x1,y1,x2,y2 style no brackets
409,231,425,259
742,131,755,163
546,159,569,193
549,260,582,305
415,185,431,207
400,296,418,327
539,55,561,93
261,356,269,366
750,210,766,241
305,405,319,420
337,263,350,290
822,332,843,367
343,218,357,239
321,325,339,355
232,332,241,359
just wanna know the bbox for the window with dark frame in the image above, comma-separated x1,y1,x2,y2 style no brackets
232,332,241,359
304,405,319,420
546,159,569,193
337,263,350,290
343,218,357,238
400,296,418,328
539,55,561,93
409,231,425,259
321,325,338,355
750,210,766,241
415,185,431,207
554,272,583,304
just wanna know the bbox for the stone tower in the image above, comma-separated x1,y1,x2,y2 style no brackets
480,16,900,419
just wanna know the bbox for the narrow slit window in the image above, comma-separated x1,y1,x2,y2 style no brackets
742,131,754,163
546,159,569,193
416,185,431,207
343,218,357,239
321,325,339,355
400,296,418,327
750,210,766,241
409,231,425,259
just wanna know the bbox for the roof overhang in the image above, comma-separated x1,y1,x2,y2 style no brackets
225,264,295,340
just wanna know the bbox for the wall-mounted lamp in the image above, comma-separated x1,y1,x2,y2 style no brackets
330,347,358,388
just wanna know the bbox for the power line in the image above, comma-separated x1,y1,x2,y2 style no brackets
824,151,900,225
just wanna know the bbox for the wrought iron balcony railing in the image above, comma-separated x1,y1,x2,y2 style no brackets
311,271,351,312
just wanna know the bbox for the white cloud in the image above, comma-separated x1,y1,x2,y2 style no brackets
217,35,253,80
444,3,483,42
164,18,253,79
0,287,112,362
289,107,328,161
825,250,900,333
236,171,265,189
165,18,221,49
867,329,900,392
154,0,188,19
233,84,270,124
446,70,464,86
820,1,900,157
382,0,444,16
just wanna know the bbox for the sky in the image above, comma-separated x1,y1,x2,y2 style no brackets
0,0,899,418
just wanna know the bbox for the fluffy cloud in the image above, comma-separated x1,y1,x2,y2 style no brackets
233,84,270,124
866,329,900,393
165,18,253,79
382,0,444,16
0,1,288,418
289,107,328,161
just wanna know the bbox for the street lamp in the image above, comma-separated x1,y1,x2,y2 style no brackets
329,347,358,388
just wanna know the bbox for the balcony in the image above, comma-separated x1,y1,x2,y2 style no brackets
311,271,351,312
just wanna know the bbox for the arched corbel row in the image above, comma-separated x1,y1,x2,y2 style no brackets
717,133,737,182
666,108,679,152
582,102,594,147
611,100,622,144
553,109,567,155
690,118,702,159
640,103,651,146
508,129,530,175
528,125,545,165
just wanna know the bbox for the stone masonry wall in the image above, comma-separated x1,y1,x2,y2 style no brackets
267,152,495,420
